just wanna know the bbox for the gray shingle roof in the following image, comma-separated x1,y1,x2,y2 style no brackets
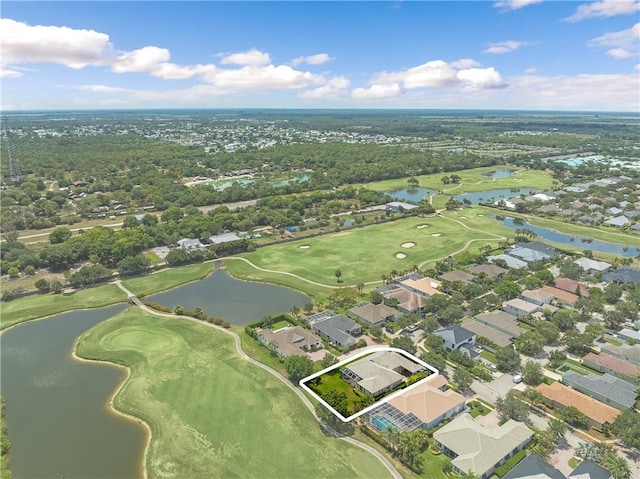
503,453,567,479
562,371,637,410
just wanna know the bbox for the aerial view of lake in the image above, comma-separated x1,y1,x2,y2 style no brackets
0,304,146,479
482,169,514,178
147,270,310,325
453,188,538,205
212,173,312,191
498,217,640,256
388,187,436,202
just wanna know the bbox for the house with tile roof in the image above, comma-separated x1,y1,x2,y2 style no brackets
536,382,620,428
583,351,640,382
379,284,428,314
257,326,322,358
552,277,590,297
368,375,467,432
398,276,443,299
562,371,637,410
541,285,579,307
433,413,533,479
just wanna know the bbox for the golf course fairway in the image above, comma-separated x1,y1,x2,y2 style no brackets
76,309,390,479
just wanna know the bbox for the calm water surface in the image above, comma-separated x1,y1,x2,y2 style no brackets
498,217,640,256
453,188,538,205
483,169,514,178
388,187,436,202
1,304,146,479
147,270,310,325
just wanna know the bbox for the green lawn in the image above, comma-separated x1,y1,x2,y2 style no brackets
416,449,449,478
122,262,213,297
362,166,554,194
0,284,127,330
76,309,390,479
233,213,509,287
271,320,290,331
311,371,359,401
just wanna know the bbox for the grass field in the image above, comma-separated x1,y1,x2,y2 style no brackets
76,309,390,479
232,212,511,288
0,284,127,330
362,166,555,194
122,262,213,297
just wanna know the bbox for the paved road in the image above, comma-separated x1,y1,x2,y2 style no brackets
113,281,402,479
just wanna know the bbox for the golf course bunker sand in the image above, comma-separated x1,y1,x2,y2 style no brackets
396,253,407,259
401,242,416,248
299,245,310,249
416,225,429,229
431,233,442,237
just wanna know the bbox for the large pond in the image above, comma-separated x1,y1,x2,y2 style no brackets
497,216,640,257
0,304,147,479
212,173,311,191
147,270,310,325
453,188,538,205
482,169,514,178
388,187,436,202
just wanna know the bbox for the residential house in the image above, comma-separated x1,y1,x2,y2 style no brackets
369,375,467,432
433,325,477,356
467,263,508,279
487,254,528,270
508,247,552,263
341,351,424,397
568,459,613,479
503,453,567,479
177,238,206,251
433,413,533,479
603,267,640,286
603,216,630,228
310,311,361,347
257,326,322,358
600,342,640,367
573,257,612,274
461,320,515,352
562,371,637,410
348,302,399,328
540,286,579,307
552,277,590,297
398,276,443,299
474,310,525,338
536,382,620,428
503,298,539,318
520,289,554,306
583,351,640,382
378,284,428,314
618,328,640,343
438,270,476,285
607,207,623,216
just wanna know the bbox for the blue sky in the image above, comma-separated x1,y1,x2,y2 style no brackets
2,1,639,111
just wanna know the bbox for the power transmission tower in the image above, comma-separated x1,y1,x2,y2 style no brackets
2,129,21,183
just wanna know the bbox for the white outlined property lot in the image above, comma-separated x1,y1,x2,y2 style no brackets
300,346,439,422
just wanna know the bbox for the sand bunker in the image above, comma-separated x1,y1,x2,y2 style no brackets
416,225,429,229
402,242,416,249
395,253,407,259
458,216,467,219
431,233,442,237
299,245,310,249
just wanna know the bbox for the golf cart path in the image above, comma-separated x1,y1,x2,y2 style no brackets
113,280,402,479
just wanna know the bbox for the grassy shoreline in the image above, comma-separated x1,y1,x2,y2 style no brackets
75,309,391,479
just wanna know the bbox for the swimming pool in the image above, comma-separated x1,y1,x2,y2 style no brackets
371,416,396,432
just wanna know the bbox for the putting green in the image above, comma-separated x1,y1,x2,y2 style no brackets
76,309,390,479
236,212,509,285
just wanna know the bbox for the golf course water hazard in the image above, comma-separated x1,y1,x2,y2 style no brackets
0,305,146,479
147,270,310,325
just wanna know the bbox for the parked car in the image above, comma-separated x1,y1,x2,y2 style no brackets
512,374,523,384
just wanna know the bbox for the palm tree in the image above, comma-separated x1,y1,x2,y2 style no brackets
602,452,632,479
173,305,184,315
381,274,388,285
547,419,567,444
290,304,300,319
356,282,365,295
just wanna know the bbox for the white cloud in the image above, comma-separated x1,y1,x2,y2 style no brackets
202,64,324,89
494,0,543,12
352,83,402,99
636,64,640,71
291,53,333,66
1,67,24,78
299,76,350,99
111,46,170,73
220,49,270,66
369,59,504,91
0,18,112,69
564,0,640,22
483,41,529,54
587,23,639,59
450,59,481,69
524,67,538,74
76,84,133,94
